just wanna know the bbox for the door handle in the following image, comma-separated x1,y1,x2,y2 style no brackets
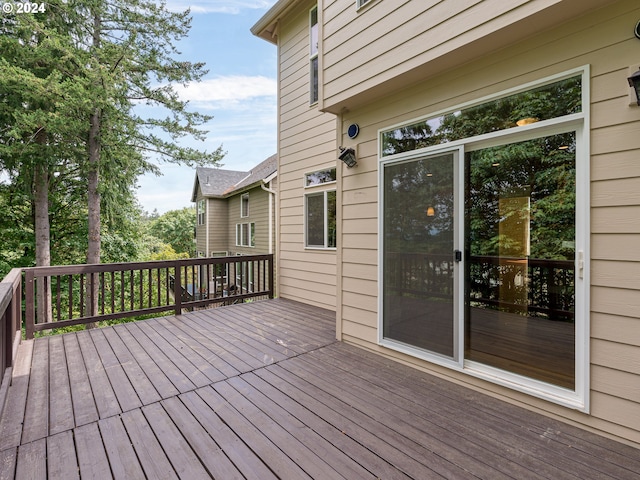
454,250,462,262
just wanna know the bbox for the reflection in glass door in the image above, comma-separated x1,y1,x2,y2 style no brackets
465,133,576,389
382,152,456,358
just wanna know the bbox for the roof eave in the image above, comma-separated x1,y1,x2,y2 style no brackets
250,0,303,44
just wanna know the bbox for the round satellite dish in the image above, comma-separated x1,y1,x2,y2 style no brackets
635,21,640,39
347,123,359,139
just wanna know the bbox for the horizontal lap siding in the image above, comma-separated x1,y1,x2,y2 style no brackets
278,1,338,310
338,0,640,446
206,199,228,254
321,0,611,112
227,186,272,255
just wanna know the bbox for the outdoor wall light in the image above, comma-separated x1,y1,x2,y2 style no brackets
338,147,357,168
628,68,640,106
426,206,435,217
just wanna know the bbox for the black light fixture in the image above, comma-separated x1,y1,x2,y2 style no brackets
338,146,357,168
628,68,640,106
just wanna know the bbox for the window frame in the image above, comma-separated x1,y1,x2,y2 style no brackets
377,66,590,412
304,167,337,188
304,189,336,250
240,193,249,218
235,222,255,247
197,199,205,226
309,6,319,105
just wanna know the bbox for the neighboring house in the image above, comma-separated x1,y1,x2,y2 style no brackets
252,0,640,447
191,154,277,291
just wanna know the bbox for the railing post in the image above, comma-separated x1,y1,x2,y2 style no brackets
24,269,35,340
174,261,182,316
268,254,274,299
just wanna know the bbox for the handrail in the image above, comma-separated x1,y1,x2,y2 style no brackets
23,254,274,339
0,269,23,411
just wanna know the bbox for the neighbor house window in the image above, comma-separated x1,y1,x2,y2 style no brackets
310,6,318,104
305,190,336,248
197,199,205,225
357,0,373,7
241,193,249,217
236,223,255,247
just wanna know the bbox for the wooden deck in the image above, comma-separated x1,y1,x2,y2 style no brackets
0,298,639,479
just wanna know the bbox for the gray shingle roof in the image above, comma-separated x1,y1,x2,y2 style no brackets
192,154,277,201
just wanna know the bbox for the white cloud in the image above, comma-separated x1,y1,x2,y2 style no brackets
165,1,277,14
174,75,277,110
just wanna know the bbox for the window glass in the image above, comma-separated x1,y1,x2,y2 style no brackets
327,190,337,248
382,75,581,156
305,190,336,248
197,199,205,225
310,7,318,56
465,132,576,389
236,223,255,247
241,194,249,217
310,7,319,104
306,192,325,247
310,57,318,104
305,168,336,186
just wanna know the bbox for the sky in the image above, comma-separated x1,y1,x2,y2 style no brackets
137,0,279,215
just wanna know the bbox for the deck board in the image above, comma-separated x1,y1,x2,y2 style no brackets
47,337,74,436
0,298,638,479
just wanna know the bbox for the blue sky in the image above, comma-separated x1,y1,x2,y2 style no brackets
137,0,279,214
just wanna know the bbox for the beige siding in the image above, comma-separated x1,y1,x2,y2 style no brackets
320,0,617,113
195,193,228,256
276,1,338,310
334,0,640,446
227,186,273,255
206,198,228,254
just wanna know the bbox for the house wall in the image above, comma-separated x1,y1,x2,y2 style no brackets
227,185,273,255
320,0,618,114
276,0,339,310
195,192,227,256
334,0,640,447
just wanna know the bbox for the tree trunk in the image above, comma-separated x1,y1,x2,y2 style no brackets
85,12,102,329
86,107,101,328
34,158,52,324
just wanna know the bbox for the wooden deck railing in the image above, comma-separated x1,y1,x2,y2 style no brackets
23,254,274,339
0,269,23,402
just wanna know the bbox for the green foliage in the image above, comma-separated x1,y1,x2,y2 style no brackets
0,0,223,277
150,244,190,261
148,208,196,257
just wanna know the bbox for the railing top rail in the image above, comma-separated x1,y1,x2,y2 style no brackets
22,254,274,276
0,268,22,314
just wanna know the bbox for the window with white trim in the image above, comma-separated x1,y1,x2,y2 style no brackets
236,223,255,247
357,0,373,7
310,6,318,104
241,193,249,218
305,190,336,249
197,199,205,225
305,167,336,187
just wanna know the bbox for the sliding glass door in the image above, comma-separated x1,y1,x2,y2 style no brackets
465,133,576,389
380,70,587,404
382,151,458,359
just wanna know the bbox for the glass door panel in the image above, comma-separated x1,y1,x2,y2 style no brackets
465,133,576,389
383,153,456,358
